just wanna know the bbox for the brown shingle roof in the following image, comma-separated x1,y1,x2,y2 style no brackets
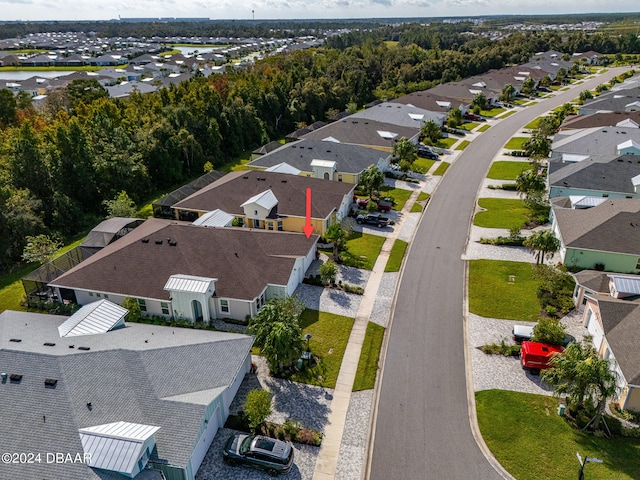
173,170,354,218
301,118,419,148
597,298,640,384
561,112,640,130
554,199,640,254
51,219,317,301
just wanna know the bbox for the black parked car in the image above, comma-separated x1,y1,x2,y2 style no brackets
223,434,294,476
417,146,439,160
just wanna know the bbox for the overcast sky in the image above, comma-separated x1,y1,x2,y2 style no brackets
2,0,639,22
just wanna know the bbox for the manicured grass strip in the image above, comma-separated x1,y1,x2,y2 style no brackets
477,124,491,132
412,157,436,174
504,137,529,150
353,322,385,391
524,101,538,106
291,309,355,389
342,232,386,271
499,110,516,119
433,162,450,175
486,161,531,180
436,137,457,149
379,186,412,211
410,192,430,213
469,260,540,320
524,117,542,129
460,122,479,131
476,390,640,480
385,239,408,272
480,107,506,117
474,198,529,229
455,140,470,150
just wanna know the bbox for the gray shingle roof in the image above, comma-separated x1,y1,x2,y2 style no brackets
580,87,640,113
300,118,419,148
348,102,445,128
246,138,389,174
561,112,640,130
0,310,251,479
553,199,640,254
572,270,612,293
551,127,640,160
596,298,640,384
173,169,354,219
549,154,640,195
50,219,317,301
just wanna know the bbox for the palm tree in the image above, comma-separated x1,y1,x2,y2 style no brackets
325,223,348,262
515,169,546,195
392,137,417,166
420,119,442,144
524,132,551,158
542,339,617,431
523,230,560,265
499,84,516,104
359,164,384,199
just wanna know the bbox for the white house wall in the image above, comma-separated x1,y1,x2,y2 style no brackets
242,201,272,221
337,191,354,221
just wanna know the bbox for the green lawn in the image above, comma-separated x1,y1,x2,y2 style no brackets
499,111,517,119
480,107,506,117
353,322,385,391
410,192,430,212
384,239,408,272
433,162,450,175
379,186,412,211
524,118,542,129
291,309,355,389
474,198,529,229
524,101,538,106
460,122,479,131
468,260,540,321
412,157,436,174
477,390,640,480
436,137,457,149
477,124,491,132
486,161,531,180
504,137,529,150
342,232,386,270
455,140,470,151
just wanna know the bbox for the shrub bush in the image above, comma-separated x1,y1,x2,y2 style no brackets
343,284,364,295
480,339,520,356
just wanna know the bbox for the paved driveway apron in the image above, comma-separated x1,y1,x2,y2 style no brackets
368,68,629,480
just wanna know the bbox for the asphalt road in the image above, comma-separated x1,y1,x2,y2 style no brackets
367,68,628,480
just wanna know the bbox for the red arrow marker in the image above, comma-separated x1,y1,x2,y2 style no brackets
302,188,314,238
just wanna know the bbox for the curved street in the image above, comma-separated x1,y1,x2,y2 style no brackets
367,68,628,480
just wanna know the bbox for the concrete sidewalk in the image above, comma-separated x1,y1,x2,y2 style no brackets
312,187,423,480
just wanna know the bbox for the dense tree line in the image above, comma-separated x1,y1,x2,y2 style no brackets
0,25,636,269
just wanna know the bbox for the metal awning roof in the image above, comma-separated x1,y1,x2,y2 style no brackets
58,300,128,338
163,274,217,294
609,275,640,295
568,196,607,209
192,209,235,228
79,422,160,476
310,159,336,168
265,162,302,175
240,189,279,210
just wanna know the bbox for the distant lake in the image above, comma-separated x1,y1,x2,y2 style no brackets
0,71,76,81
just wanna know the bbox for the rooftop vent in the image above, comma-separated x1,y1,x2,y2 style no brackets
44,378,57,387
281,180,287,183
243,175,249,179
43,342,55,347
78,346,90,351
68,345,74,349
9,338,21,342
10,374,22,382
169,240,177,246
141,238,149,243
155,240,163,245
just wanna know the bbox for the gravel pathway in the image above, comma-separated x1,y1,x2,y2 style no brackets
397,212,421,242
335,390,374,480
369,272,399,328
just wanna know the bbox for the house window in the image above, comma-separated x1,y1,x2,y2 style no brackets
88,292,94,297
277,221,283,231
602,193,608,197
96,293,101,297
254,219,260,229
137,299,147,312
338,174,343,182
103,294,109,299
161,302,169,315
636,258,640,270
254,210,258,216
268,221,274,230
220,299,229,313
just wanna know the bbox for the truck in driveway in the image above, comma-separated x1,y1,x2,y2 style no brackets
520,341,564,374
356,213,389,228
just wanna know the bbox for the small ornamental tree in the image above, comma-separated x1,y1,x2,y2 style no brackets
103,190,137,218
244,389,273,433
21,234,62,265
531,317,567,345
319,260,338,286
121,297,142,322
359,164,384,199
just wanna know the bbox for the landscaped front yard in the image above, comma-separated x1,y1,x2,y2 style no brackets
379,186,412,211
468,259,540,321
504,137,529,150
413,157,436,174
477,390,640,480
486,161,531,181
341,232,386,270
474,198,529,229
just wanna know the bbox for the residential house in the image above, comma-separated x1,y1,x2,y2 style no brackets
348,102,446,128
251,140,284,160
246,138,390,184
579,87,640,115
428,81,499,106
172,170,355,235
106,81,158,98
548,154,640,200
300,117,420,151
560,112,640,131
551,198,640,273
581,295,640,411
55,53,87,66
0,308,253,479
572,50,604,65
550,126,640,162
50,218,318,322
391,90,469,116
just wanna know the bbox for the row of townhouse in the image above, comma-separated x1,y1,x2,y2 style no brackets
546,73,640,411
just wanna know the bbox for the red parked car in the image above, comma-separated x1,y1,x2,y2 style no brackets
520,341,564,375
